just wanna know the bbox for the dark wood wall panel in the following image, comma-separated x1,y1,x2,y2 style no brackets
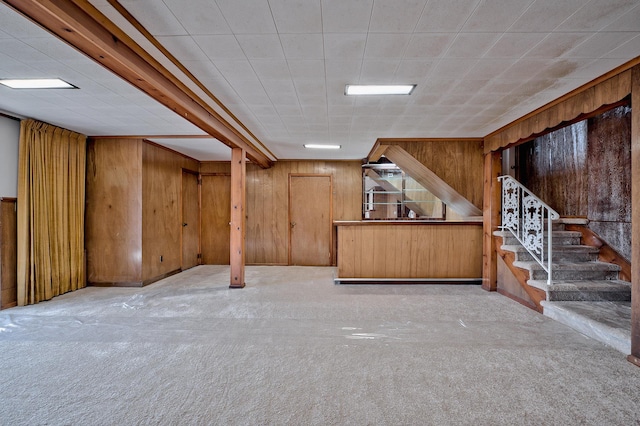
0,198,17,309
519,121,588,216
142,142,199,281
517,105,632,260
587,105,632,260
86,138,143,284
587,106,632,222
375,139,484,209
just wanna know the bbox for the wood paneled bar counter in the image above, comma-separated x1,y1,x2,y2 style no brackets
334,220,483,283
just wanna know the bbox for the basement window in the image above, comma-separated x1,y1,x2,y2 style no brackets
362,162,446,220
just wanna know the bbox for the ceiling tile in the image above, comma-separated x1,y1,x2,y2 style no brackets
324,34,367,59
445,33,501,58
193,35,246,60
250,59,291,80
555,0,639,32
364,34,411,59
564,32,639,59
405,34,455,58
603,4,640,31
320,0,373,33
262,79,299,105
393,60,433,81
525,33,592,58
181,60,225,82
508,0,585,32
162,0,231,35
360,60,401,83
287,60,326,81
369,0,428,33
156,36,209,61
280,34,324,59
119,0,187,36
462,0,533,33
484,33,547,58
215,0,277,34
431,59,479,80
466,59,516,79
236,34,285,59
606,35,640,59
415,0,481,32
215,60,259,83
269,0,322,33
325,60,363,82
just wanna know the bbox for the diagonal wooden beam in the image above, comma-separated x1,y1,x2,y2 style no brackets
383,145,483,217
3,0,273,168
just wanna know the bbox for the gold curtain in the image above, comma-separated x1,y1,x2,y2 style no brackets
17,119,86,306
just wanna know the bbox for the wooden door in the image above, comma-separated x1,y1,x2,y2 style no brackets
289,174,332,266
201,174,231,264
181,170,199,270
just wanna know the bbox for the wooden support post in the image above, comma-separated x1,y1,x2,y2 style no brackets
629,65,640,367
482,150,502,292
230,148,246,288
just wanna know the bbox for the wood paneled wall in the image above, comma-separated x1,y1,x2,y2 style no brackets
142,143,198,282
0,198,17,309
86,138,143,284
200,160,361,265
517,105,632,260
86,138,198,285
336,222,483,279
371,139,484,209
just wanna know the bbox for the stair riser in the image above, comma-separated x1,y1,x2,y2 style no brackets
547,291,631,302
501,235,581,246
514,251,598,263
529,269,619,281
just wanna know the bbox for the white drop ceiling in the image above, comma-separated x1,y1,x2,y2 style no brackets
1,0,640,161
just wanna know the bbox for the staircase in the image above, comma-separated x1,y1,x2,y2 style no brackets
496,219,630,302
495,218,632,353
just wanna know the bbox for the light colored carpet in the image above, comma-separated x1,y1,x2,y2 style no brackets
0,265,639,425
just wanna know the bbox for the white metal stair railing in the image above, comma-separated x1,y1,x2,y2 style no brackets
498,175,560,286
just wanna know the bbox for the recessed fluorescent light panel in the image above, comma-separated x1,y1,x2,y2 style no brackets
0,78,76,89
345,84,416,96
304,144,341,149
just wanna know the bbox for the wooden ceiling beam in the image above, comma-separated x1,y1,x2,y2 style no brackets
3,0,273,168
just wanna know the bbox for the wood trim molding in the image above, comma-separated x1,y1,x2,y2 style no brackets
383,145,482,217
485,64,636,153
3,0,273,168
105,0,277,161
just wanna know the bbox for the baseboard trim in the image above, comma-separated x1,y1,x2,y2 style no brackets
88,269,181,288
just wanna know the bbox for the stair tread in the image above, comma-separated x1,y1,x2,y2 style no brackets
553,218,589,225
501,244,598,253
513,260,621,271
528,279,631,291
494,230,581,237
